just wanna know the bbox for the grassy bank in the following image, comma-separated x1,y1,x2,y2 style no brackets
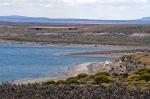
0,24,150,46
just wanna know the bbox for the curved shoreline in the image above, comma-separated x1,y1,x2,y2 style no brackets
1,40,149,84
13,61,113,84
13,62,95,84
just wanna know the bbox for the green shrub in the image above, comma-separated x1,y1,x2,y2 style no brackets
66,77,78,81
66,77,79,84
101,83,111,87
136,68,150,75
137,73,150,81
44,81,56,85
56,80,67,85
87,79,95,86
94,75,112,84
94,71,109,77
76,73,88,79
127,74,139,81
88,75,94,79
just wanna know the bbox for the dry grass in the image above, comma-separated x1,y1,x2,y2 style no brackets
131,52,150,65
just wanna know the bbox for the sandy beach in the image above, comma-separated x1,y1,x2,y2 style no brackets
13,61,113,84
13,62,96,84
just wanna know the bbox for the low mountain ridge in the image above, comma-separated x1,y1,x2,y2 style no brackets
140,17,150,21
0,15,150,24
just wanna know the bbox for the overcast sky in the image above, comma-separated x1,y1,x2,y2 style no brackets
0,0,150,20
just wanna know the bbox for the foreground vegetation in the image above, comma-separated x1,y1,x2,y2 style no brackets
0,68,150,99
44,67,150,89
0,82,150,99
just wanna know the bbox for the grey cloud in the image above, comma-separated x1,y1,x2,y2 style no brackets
1,0,150,7
0,0,150,20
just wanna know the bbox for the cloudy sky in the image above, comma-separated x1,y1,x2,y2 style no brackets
0,0,150,20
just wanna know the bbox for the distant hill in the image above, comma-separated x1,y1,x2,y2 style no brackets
140,17,150,21
0,15,150,24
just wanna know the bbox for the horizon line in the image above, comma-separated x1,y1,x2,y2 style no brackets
0,15,147,21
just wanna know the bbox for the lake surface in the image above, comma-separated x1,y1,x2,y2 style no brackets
0,44,111,82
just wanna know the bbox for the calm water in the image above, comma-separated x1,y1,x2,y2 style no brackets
0,44,111,82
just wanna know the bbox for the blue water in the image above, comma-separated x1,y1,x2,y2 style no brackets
0,44,111,82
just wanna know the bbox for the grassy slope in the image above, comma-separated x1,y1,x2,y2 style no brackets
0,24,150,46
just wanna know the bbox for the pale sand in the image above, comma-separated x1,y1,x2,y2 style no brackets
13,62,112,84
67,62,94,76
13,62,95,85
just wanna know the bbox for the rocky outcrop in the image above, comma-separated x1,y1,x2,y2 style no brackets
87,61,113,73
109,52,150,75
68,52,150,76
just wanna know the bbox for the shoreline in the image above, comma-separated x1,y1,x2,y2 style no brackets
0,39,150,50
65,49,150,59
13,61,113,84
1,39,149,84
13,62,96,84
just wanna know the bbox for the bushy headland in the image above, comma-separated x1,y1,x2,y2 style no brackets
0,24,150,46
0,52,150,99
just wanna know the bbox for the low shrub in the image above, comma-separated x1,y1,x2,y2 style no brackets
127,74,139,81
1,82,150,99
137,73,150,81
94,71,109,77
101,83,111,87
44,81,56,85
136,68,150,75
66,77,79,84
94,75,112,84
87,79,95,86
76,73,88,79
56,80,67,85
88,75,94,79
